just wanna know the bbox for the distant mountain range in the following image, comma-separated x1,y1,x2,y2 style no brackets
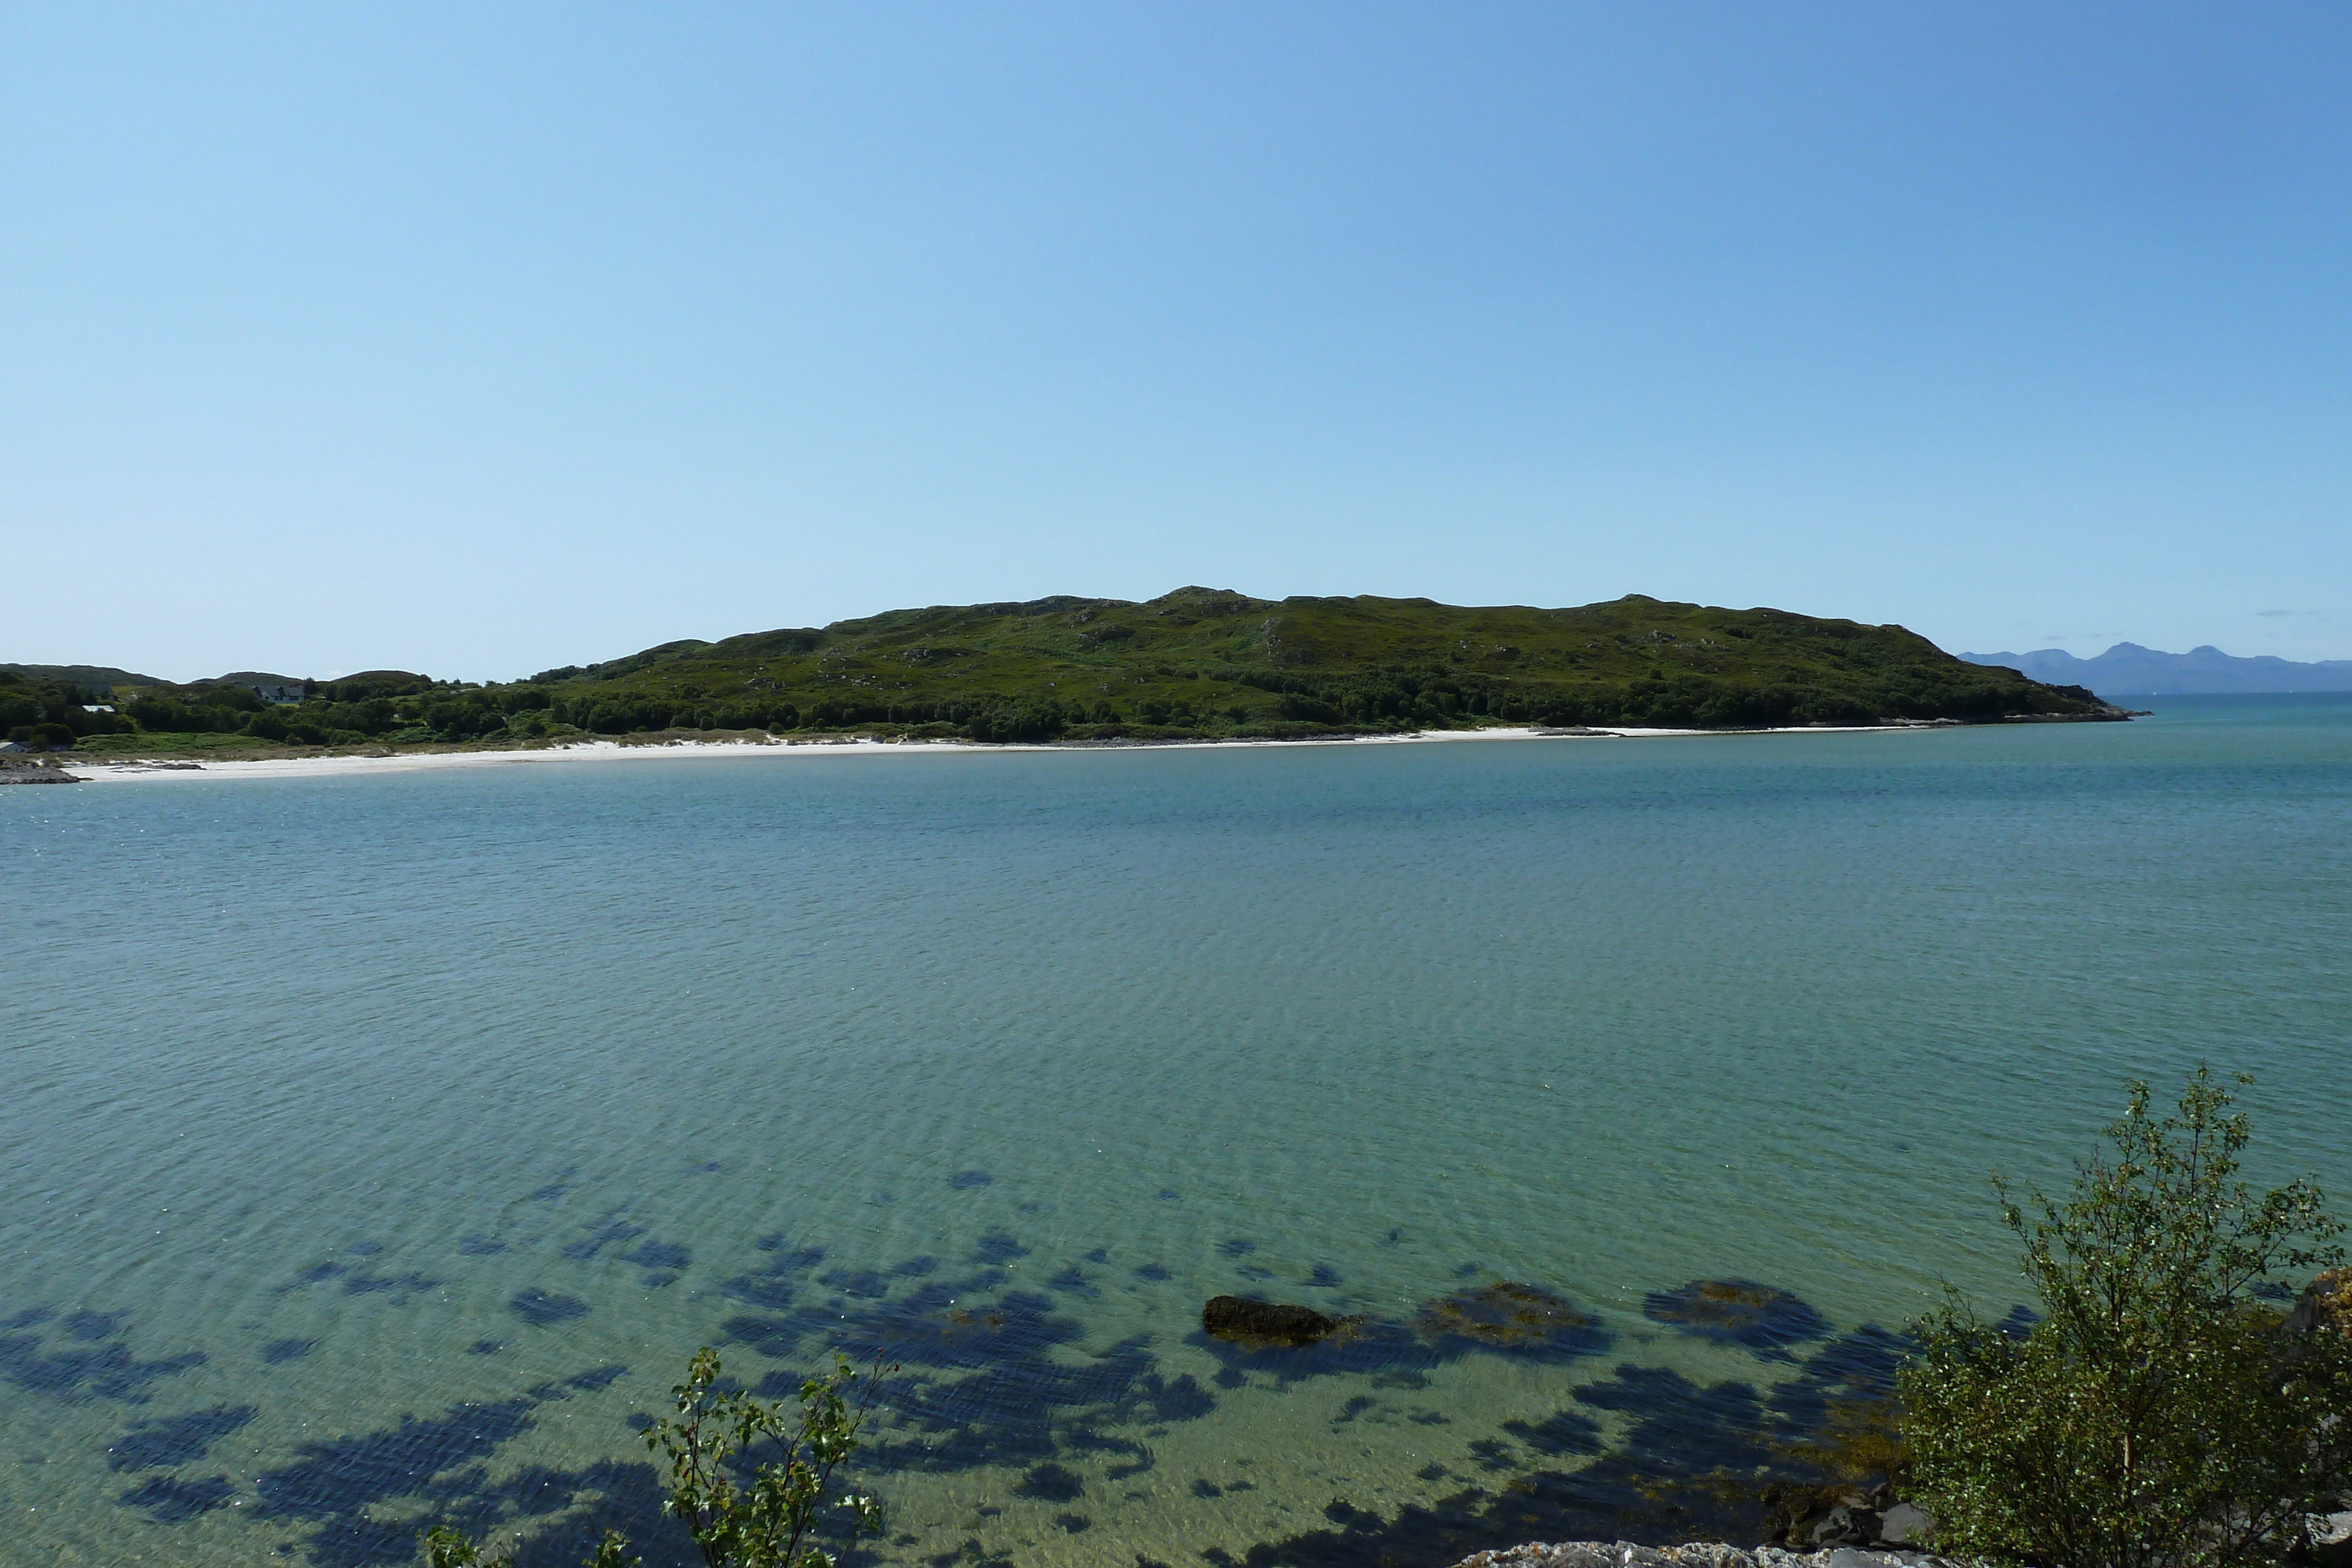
1961,643,2352,695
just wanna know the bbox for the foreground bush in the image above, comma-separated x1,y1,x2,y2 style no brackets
1900,1068,2352,1568
425,1349,881,1568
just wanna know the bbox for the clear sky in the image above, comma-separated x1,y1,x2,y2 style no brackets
6,3,2349,682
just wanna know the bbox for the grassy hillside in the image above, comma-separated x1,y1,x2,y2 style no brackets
19,590,2123,754
507,588,2116,740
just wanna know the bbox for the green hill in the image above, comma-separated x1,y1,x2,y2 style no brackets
18,590,2126,754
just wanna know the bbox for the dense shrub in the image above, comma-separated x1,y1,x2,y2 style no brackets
1900,1068,2352,1568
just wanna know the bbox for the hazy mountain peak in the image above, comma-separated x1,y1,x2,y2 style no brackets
1962,643,2352,694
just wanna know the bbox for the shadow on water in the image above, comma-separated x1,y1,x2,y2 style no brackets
1204,1313,1916,1568
277,1261,446,1303
509,1289,592,1328
108,1403,257,1469
121,1474,241,1523
1643,1278,1832,1358
241,1366,654,1567
0,1306,206,1404
54,1234,1929,1567
718,1246,1221,1482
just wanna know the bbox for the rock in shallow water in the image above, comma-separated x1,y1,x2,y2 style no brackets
1444,1545,1965,1568
1200,1295,1353,1345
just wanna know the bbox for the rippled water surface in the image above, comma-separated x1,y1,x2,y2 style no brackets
6,698,2351,1567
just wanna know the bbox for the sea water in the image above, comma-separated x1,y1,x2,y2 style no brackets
4,696,2349,1567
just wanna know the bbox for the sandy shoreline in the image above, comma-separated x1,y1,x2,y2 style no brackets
34,721,1945,785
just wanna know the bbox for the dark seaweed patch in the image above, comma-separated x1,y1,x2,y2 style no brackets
108,1403,258,1469
1499,1409,1603,1456
621,1239,691,1272
244,1375,678,1568
753,1234,826,1268
1016,1463,1084,1501
557,1364,629,1393
1157,1189,1180,1201
1132,1263,1171,1282
119,1473,236,1523
468,1340,504,1355
253,1396,537,1522
1642,1278,1830,1356
725,1316,807,1360
721,1240,827,1312
1083,1248,1109,1264
821,1269,891,1299
508,1290,590,1328
1047,1267,1097,1298
894,1255,939,1276
1140,1372,1215,1421
1217,1239,1256,1257
1054,1512,1091,1532
458,1236,509,1256
1190,1315,1437,1385
1206,1318,1915,1567
950,1170,993,1190
1411,1282,1611,1361
563,1217,648,1262
0,1312,205,1404
1467,1437,1518,1471
724,1263,1209,1480
687,1161,724,1174
723,1273,799,1312
972,1230,1030,1265
343,1271,443,1301
346,1241,384,1258
262,1338,315,1364
1308,1265,1343,1288
456,1457,683,1568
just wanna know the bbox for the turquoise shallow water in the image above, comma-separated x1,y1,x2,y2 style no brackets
5,697,2350,1567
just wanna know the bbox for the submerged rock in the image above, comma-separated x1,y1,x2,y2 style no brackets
1200,1295,1350,1346
1415,1281,1609,1358
1643,1278,1829,1352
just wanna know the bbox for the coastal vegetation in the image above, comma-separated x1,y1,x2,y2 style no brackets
426,1350,882,1568
1899,1068,2352,1568
8,589,2121,755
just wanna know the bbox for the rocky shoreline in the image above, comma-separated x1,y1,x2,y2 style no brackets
1447,1547,1957,1568
0,756,83,784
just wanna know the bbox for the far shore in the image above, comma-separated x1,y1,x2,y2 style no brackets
31,719,1987,785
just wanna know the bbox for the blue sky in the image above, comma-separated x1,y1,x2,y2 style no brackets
6,3,2348,681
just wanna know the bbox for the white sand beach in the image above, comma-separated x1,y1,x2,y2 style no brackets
50,722,1930,784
